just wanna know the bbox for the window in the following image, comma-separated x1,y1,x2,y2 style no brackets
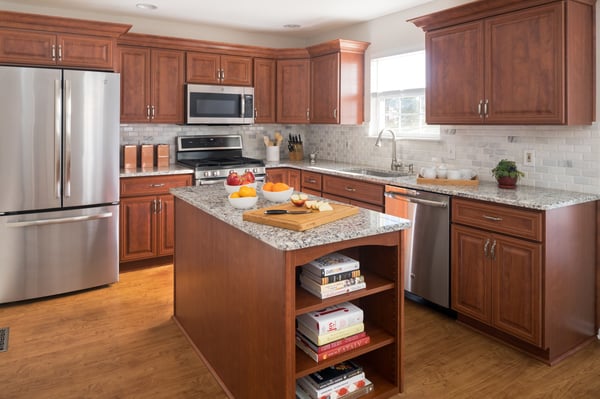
370,50,439,139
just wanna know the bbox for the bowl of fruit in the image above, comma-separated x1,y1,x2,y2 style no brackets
224,171,257,194
228,185,258,209
261,182,294,202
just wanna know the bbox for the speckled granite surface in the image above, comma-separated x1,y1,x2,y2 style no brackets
120,164,194,178
171,185,410,251
268,160,600,210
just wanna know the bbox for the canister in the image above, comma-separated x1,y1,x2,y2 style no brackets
155,144,170,167
140,144,154,168
122,145,137,169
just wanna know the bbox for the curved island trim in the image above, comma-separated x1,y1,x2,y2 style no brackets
171,186,410,399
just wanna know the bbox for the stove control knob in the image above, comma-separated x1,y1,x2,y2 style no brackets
204,171,211,177
212,171,220,177
252,168,259,174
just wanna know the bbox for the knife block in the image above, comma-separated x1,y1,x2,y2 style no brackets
289,144,303,161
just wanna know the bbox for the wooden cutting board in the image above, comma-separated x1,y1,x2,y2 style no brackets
243,202,359,231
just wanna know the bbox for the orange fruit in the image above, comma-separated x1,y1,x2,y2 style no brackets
230,192,241,198
272,182,289,192
238,186,256,197
262,182,274,192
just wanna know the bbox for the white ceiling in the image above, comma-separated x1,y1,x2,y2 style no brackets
1,0,435,37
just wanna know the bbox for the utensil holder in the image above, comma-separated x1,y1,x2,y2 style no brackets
266,145,280,162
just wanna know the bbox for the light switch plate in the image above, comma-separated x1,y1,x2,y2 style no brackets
523,149,535,166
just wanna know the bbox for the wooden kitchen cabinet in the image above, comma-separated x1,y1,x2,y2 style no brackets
186,52,253,86
277,58,310,124
119,174,192,262
451,197,596,364
322,174,384,212
119,46,184,123
308,40,369,125
253,58,276,123
411,0,595,125
266,167,300,189
301,170,322,196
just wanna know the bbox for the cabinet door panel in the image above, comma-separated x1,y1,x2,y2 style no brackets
492,235,542,346
0,29,55,65
221,54,253,86
151,49,184,123
253,58,276,123
277,59,310,124
451,225,491,323
58,34,113,70
157,194,175,256
426,21,484,124
486,3,563,123
120,197,155,261
311,53,339,124
119,46,151,122
186,52,220,84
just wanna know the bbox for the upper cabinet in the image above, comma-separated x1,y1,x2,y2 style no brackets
0,11,130,70
410,0,596,125
253,58,277,123
276,57,311,124
186,52,253,86
308,40,369,125
119,46,184,123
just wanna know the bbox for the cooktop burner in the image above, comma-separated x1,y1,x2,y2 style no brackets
179,156,264,169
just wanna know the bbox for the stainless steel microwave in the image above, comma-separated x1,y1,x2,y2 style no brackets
186,84,254,124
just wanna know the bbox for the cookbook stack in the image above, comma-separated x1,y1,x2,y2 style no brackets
299,252,366,299
295,302,370,363
295,360,374,399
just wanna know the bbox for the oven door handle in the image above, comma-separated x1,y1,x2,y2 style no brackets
385,192,448,208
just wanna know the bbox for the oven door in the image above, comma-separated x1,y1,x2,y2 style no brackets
186,84,254,124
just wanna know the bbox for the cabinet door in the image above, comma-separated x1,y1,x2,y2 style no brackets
120,196,156,262
311,53,339,124
157,194,175,256
221,54,253,86
451,225,492,323
186,52,220,84
266,168,288,184
485,3,563,124
119,46,151,122
151,49,184,123
426,22,485,124
288,169,301,190
58,34,113,70
0,29,56,65
253,58,276,123
492,234,542,346
277,59,310,124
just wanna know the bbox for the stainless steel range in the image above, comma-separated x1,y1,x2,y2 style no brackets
176,135,266,186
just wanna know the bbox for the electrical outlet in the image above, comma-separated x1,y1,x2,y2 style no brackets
446,144,456,160
523,149,535,166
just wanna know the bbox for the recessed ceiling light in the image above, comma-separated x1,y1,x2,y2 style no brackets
283,24,301,29
136,3,158,10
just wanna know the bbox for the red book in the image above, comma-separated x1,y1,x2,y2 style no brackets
297,330,367,353
296,333,371,363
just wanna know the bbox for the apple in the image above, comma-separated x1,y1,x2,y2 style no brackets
243,171,255,183
226,171,242,186
290,193,308,207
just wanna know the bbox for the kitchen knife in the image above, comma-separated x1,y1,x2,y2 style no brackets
264,209,312,215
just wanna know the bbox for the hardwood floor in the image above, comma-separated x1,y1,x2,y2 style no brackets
1,264,598,398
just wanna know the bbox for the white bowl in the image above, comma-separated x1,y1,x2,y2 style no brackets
446,169,462,180
262,187,294,202
224,181,257,194
228,193,258,209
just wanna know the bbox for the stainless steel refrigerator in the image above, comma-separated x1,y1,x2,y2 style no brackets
0,66,120,304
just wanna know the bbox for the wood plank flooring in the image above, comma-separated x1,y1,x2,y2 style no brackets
1,264,598,398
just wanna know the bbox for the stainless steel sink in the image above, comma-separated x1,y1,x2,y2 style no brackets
341,167,413,178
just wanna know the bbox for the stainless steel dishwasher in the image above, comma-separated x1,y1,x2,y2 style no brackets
384,185,450,308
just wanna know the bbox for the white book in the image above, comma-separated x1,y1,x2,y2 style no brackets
302,253,360,277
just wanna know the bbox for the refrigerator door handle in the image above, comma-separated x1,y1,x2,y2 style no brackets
64,79,72,198
54,79,62,199
6,212,113,228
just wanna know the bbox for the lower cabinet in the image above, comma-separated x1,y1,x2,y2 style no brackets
119,174,192,262
451,197,596,364
322,174,384,212
266,167,300,189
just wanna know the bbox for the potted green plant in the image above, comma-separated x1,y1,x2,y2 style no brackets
491,159,525,189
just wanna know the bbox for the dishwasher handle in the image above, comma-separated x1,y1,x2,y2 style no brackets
385,192,448,208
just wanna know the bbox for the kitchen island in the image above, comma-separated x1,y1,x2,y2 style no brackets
171,185,410,399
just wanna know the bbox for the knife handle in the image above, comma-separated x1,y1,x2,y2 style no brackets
265,210,287,214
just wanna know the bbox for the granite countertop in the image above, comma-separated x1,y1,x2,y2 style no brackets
268,160,600,211
171,184,410,251
120,164,194,178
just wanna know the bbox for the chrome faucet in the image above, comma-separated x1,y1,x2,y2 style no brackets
375,129,402,170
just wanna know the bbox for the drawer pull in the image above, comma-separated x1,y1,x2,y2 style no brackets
483,215,503,222
306,178,317,184
344,186,356,192
150,183,166,188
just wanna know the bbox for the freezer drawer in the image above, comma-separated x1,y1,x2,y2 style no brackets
0,205,119,303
